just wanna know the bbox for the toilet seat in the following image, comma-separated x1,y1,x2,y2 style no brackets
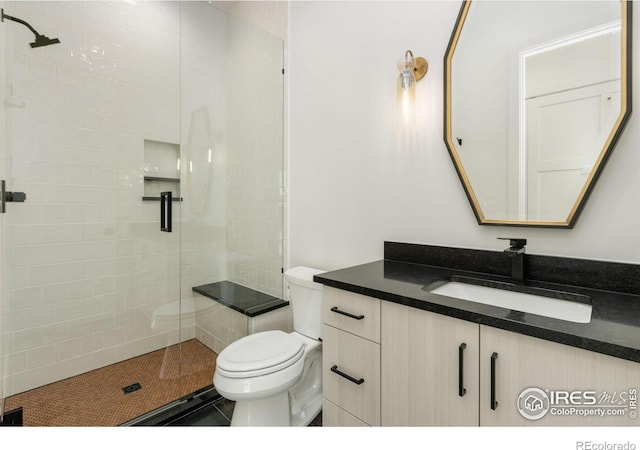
216,330,305,379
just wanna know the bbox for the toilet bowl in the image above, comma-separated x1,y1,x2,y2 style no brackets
212,267,324,426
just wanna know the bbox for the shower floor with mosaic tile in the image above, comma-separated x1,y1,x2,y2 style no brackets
4,339,217,426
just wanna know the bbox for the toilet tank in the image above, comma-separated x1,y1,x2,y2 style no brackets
284,266,325,340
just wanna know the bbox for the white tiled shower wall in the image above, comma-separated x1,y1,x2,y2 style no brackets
0,1,286,397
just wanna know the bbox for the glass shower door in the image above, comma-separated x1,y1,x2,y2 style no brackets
177,2,285,382
0,0,193,426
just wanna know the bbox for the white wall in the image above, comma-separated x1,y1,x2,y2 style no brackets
288,0,640,271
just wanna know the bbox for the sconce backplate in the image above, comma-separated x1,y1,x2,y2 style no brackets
414,57,428,81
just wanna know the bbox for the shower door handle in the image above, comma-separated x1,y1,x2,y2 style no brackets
1,180,27,213
160,191,172,232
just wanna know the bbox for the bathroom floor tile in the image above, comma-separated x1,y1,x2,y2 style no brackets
4,339,217,427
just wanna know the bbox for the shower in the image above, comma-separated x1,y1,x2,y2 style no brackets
0,0,284,426
1,8,61,48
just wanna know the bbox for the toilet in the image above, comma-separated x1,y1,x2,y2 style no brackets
213,266,325,426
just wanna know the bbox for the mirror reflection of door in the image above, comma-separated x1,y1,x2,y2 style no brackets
526,82,620,221
523,23,622,221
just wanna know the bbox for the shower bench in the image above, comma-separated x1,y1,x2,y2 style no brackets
191,281,291,354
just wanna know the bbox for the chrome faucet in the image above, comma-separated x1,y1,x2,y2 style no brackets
498,237,527,282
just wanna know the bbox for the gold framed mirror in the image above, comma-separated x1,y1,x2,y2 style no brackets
444,1,632,228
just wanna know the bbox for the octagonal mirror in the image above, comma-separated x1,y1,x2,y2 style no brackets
444,1,632,228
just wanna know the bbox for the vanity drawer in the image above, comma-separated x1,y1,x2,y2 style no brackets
323,324,380,426
322,286,380,342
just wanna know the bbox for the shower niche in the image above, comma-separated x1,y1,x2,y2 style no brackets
142,139,182,201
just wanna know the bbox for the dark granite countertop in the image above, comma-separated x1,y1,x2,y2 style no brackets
314,258,640,363
192,281,289,317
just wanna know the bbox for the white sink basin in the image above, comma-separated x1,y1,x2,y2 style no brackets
430,281,592,323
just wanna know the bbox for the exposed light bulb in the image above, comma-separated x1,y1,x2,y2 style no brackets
397,51,417,128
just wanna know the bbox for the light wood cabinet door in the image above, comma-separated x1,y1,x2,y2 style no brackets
323,324,381,426
381,302,480,426
480,325,640,426
322,399,368,427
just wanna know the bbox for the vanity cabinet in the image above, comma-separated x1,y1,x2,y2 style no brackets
322,288,640,427
322,287,381,426
381,301,480,426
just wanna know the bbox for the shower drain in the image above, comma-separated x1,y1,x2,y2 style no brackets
122,382,142,394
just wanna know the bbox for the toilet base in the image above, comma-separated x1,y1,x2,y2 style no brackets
289,347,322,426
230,391,290,426
290,393,322,427
229,389,322,427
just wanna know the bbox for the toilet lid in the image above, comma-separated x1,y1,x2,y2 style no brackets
216,330,305,378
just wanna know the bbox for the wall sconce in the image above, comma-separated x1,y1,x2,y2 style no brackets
397,50,428,127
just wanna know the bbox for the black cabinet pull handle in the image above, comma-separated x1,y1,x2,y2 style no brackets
160,191,172,232
490,352,498,410
458,343,467,397
330,306,364,320
330,365,364,385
